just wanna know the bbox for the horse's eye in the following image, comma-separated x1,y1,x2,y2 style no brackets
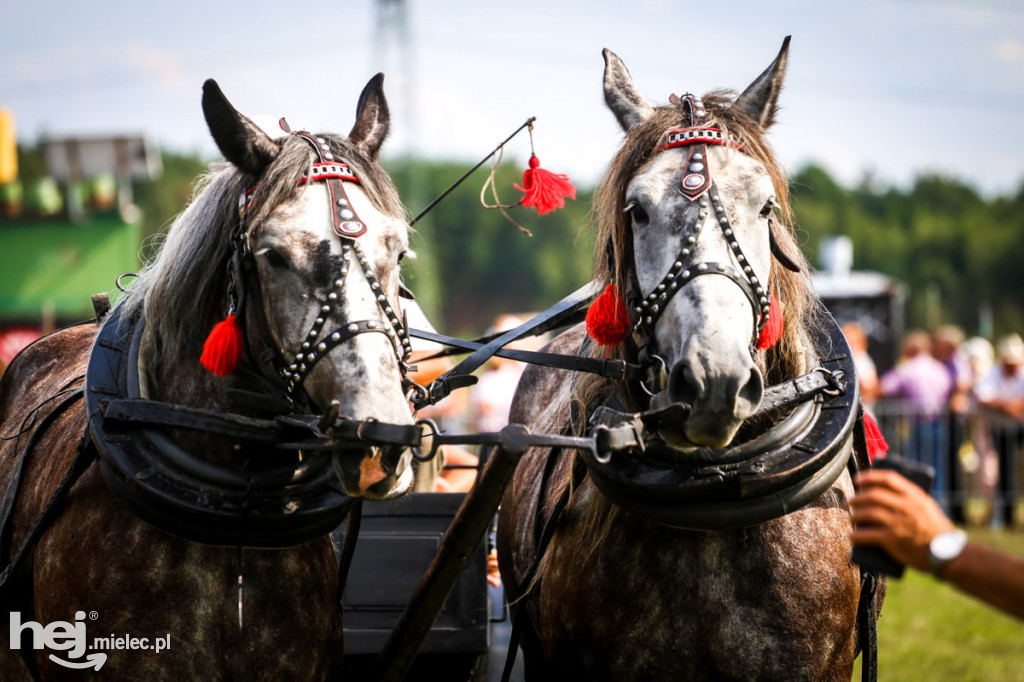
397,251,406,264
625,201,650,226
262,248,288,269
759,201,774,218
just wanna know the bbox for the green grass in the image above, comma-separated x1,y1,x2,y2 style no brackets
851,527,1024,681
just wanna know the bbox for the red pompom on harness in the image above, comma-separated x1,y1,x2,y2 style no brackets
200,313,244,376
862,412,889,463
755,293,783,351
586,283,630,348
515,154,577,215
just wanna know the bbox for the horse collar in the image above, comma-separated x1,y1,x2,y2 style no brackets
580,309,859,531
84,304,355,547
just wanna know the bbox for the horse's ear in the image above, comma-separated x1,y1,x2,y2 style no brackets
348,73,390,160
733,36,791,130
603,49,654,132
202,79,280,176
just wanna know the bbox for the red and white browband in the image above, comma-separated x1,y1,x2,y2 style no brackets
660,126,744,152
298,161,361,185
239,155,368,240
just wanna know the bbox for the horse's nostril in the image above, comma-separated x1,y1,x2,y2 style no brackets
667,362,700,407
738,366,765,412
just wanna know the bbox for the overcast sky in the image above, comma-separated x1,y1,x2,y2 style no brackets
4,0,1023,197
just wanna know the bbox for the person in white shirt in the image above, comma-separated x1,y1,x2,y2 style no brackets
972,334,1024,528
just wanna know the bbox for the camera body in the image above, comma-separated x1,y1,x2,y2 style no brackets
851,456,936,577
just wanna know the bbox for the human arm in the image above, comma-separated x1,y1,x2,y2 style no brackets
877,367,902,399
432,445,479,493
977,395,1024,420
973,371,1024,419
850,469,1024,620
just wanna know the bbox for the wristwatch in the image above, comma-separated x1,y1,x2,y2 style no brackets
927,529,968,577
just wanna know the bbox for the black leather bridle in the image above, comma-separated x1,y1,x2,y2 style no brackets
625,95,783,377
231,129,413,407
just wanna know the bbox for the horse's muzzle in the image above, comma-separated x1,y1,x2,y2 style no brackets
332,446,413,499
661,359,764,448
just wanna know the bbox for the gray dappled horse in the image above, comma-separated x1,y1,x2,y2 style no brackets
0,75,415,679
498,40,879,681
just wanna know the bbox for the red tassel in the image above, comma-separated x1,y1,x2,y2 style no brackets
586,284,630,348
514,155,576,215
863,412,889,464
755,294,783,350
200,314,244,376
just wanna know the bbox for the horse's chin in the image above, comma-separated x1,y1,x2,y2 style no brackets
658,420,741,449
332,447,414,500
656,425,701,451
365,465,414,501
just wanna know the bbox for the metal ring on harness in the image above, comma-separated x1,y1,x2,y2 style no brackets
116,272,138,293
639,353,668,397
411,419,441,462
404,380,430,406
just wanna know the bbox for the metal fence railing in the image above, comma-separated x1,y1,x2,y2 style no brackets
871,399,1022,527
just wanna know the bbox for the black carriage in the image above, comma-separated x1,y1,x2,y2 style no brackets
337,491,495,681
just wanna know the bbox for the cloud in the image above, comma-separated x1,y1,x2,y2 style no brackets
993,39,1024,66
9,41,186,90
121,43,187,86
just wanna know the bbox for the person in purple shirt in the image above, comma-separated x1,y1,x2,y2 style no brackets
880,330,954,507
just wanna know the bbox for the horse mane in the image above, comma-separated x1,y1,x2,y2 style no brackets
116,133,405,376
548,91,821,569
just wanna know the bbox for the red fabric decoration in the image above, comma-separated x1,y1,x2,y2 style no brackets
200,314,244,376
755,293,783,350
586,284,630,348
863,412,889,464
514,155,576,215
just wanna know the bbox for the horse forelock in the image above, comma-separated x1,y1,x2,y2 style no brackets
116,133,406,376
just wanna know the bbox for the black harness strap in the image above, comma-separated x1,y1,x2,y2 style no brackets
0,382,86,564
409,327,645,382
857,569,880,682
336,499,363,611
850,403,880,682
501,452,587,682
419,282,599,407
0,428,96,597
101,398,305,443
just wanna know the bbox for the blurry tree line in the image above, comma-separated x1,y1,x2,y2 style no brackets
15,143,1024,338
384,159,595,335
790,165,1024,337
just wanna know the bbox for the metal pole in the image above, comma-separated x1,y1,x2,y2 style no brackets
368,434,528,682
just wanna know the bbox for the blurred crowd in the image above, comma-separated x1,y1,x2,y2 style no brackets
846,321,1024,529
